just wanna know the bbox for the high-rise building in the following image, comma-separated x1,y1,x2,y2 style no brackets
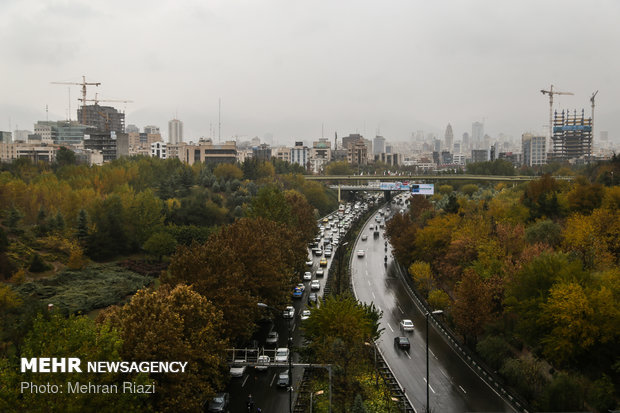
83,131,129,163
551,109,592,161
373,135,386,155
444,124,453,152
471,149,489,163
125,124,140,133
77,105,125,133
347,140,368,166
144,125,160,135
291,141,309,168
472,122,484,148
522,133,546,166
168,119,183,144
462,132,469,150
0,131,13,144
342,133,364,150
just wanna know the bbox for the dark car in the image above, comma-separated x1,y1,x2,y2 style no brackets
277,371,290,388
205,392,229,412
308,292,318,306
394,336,410,350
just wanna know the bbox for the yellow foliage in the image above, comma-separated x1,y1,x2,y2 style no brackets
0,283,22,309
9,268,26,284
67,245,88,270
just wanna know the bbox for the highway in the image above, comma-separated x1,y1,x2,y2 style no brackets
226,212,349,413
350,200,514,413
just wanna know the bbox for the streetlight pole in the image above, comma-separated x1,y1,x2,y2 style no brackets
258,302,293,413
426,310,443,413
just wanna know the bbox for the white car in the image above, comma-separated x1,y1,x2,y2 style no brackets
255,355,270,371
230,360,247,377
306,260,313,267
361,234,368,241
400,319,414,332
315,268,324,277
311,280,320,291
300,309,311,320
303,272,312,281
283,306,295,319
266,331,279,345
274,347,289,363
357,250,365,257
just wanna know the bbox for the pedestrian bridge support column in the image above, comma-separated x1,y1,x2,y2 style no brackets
384,190,392,202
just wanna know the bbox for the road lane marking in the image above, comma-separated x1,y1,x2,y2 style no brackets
387,323,394,332
429,348,437,358
367,280,371,286
422,378,436,394
397,305,404,314
459,385,467,394
242,375,249,387
406,351,411,360
291,322,296,333
270,373,276,387
371,292,376,299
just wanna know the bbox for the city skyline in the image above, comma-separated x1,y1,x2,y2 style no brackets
1,0,619,145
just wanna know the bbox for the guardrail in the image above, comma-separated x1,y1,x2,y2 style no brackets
349,202,416,413
394,262,532,413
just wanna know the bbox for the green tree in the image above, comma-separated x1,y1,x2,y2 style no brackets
438,184,453,195
0,313,150,412
476,336,511,370
28,252,51,272
248,184,292,225
351,394,368,413
325,161,353,175
504,253,587,346
165,217,303,340
87,195,127,260
54,146,77,167
213,163,243,180
303,295,382,409
143,231,177,262
461,183,478,196
521,174,565,221
567,178,604,214
524,219,562,247
76,209,89,242
103,285,227,413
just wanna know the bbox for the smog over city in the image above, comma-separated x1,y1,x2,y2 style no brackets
1,2,619,413
1,0,619,145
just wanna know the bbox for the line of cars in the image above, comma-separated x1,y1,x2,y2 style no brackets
216,199,378,411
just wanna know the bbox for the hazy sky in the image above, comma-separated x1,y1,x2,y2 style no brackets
1,0,618,145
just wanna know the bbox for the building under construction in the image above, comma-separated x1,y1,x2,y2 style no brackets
77,105,125,133
551,109,592,162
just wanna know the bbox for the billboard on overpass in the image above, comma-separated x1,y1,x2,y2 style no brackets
411,184,434,195
379,182,410,190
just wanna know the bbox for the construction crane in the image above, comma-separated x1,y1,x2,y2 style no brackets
590,90,598,142
51,75,101,125
79,93,133,106
540,84,573,143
